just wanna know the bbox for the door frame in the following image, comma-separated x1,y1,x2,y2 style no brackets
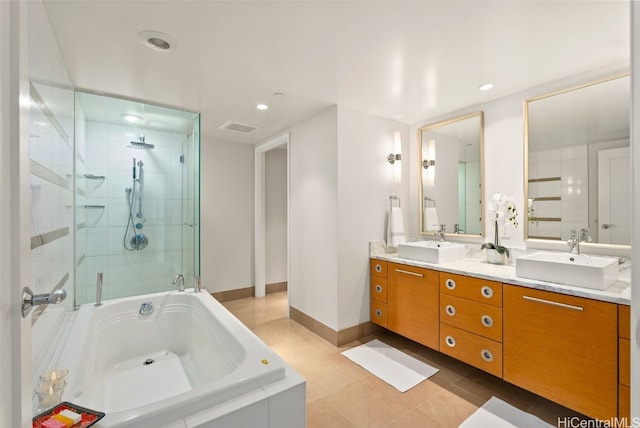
254,133,290,298
0,1,32,426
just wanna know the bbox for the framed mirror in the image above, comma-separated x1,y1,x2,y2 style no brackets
525,74,630,246
419,112,484,238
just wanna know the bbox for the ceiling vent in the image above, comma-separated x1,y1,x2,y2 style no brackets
219,121,260,134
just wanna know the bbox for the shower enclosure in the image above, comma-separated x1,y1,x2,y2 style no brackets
74,92,200,305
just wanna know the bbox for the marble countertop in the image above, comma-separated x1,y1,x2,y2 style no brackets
370,241,631,305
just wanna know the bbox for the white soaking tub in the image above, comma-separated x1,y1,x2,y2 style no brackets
55,290,305,428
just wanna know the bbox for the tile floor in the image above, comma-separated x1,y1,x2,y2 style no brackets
222,291,589,428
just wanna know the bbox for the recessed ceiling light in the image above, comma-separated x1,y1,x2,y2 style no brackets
257,104,269,110
138,30,177,52
121,114,143,123
479,83,494,91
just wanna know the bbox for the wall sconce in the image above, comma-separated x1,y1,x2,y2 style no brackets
387,153,401,164
422,159,435,169
389,131,402,184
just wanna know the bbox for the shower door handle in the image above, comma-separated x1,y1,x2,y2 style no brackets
21,287,67,317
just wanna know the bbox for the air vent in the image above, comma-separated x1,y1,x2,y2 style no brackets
219,121,260,134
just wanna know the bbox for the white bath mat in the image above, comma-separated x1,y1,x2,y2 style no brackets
341,339,438,392
459,397,554,428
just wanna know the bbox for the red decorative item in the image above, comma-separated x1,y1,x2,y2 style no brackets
32,402,105,428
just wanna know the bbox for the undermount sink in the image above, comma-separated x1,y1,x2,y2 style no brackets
515,251,619,290
397,241,466,264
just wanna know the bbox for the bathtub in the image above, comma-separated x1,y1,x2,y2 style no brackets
55,290,305,427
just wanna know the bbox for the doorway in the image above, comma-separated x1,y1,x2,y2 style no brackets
254,133,289,299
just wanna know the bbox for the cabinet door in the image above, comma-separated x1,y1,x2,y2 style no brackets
503,285,618,420
388,263,439,349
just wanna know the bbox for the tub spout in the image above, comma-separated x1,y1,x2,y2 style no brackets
172,273,185,292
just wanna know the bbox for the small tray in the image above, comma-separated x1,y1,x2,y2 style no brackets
33,402,105,428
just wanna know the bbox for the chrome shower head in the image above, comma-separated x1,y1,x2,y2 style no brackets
128,134,154,149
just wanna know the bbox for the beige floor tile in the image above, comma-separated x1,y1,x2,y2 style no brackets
307,397,356,428
222,291,594,428
324,377,415,428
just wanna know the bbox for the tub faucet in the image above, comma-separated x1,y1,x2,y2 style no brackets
193,276,202,293
94,272,103,307
172,273,185,292
567,229,580,254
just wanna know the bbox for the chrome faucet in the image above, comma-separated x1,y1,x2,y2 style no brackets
434,224,446,241
579,228,592,245
172,273,185,292
193,276,202,293
567,229,580,254
94,272,103,307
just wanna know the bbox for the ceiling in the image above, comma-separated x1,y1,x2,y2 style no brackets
43,1,630,144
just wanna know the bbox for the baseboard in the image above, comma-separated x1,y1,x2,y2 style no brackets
211,282,288,303
289,305,383,347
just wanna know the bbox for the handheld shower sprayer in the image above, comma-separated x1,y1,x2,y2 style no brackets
132,158,136,180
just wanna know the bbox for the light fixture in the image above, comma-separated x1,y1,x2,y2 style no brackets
387,131,402,165
387,153,401,164
138,30,177,52
256,104,269,110
422,159,435,169
479,83,494,91
121,114,143,123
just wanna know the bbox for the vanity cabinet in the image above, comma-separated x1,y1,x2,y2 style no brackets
370,260,388,328
387,262,439,350
618,304,630,420
439,274,503,377
503,285,618,421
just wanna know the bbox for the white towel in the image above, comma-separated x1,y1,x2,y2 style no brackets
387,206,406,248
423,207,439,232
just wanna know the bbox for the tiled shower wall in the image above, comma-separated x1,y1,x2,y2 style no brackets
528,145,589,240
75,119,190,304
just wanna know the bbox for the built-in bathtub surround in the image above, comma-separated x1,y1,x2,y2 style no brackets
54,290,304,427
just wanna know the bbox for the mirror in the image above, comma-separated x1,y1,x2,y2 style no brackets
525,74,630,245
419,112,484,238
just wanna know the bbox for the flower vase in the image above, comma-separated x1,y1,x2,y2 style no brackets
485,249,507,265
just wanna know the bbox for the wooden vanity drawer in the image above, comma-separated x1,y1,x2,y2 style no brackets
440,294,503,342
370,259,388,278
370,277,388,303
370,300,387,328
440,273,502,307
440,323,503,378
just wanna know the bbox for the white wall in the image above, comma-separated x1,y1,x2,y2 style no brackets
200,137,254,292
265,148,287,284
336,106,408,330
288,106,339,329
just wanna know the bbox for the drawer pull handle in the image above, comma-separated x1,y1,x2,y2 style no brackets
445,305,456,316
375,284,383,293
522,295,584,312
445,335,456,347
481,315,494,327
480,286,494,299
481,349,494,362
445,279,456,290
375,309,383,317
395,269,424,277
375,264,383,273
